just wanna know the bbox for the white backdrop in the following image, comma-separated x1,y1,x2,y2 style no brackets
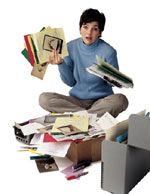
1,0,150,193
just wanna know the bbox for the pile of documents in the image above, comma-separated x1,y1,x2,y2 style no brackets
22,26,68,79
13,111,118,175
86,56,134,88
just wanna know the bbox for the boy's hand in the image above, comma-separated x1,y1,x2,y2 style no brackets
49,49,63,65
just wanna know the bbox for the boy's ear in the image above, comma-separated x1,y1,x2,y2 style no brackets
79,28,81,35
99,31,102,37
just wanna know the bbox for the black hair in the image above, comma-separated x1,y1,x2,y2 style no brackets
79,8,106,32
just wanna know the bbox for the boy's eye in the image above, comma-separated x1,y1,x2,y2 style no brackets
83,25,88,29
93,27,99,31
82,25,99,32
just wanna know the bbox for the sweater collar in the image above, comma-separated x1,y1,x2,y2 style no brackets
79,37,100,52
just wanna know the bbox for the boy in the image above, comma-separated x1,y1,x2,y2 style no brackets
39,8,128,117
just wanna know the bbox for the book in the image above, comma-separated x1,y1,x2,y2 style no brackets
24,35,35,65
86,56,134,88
21,48,30,63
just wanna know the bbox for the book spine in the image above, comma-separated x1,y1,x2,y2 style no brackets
30,36,39,64
24,35,35,66
31,33,41,63
21,48,30,63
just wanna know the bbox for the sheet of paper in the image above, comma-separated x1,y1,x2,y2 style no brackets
105,110,146,141
105,119,128,141
73,110,89,116
74,110,97,126
36,142,71,157
31,62,48,80
61,164,74,175
29,115,50,125
54,156,73,171
43,133,83,143
32,26,68,64
88,113,98,125
95,112,119,131
20,122,44,135
51,116,89,133
30,133,44,145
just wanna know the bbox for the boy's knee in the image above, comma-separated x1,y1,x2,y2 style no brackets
117,94,129,111
39,92,56,109
39,92,48,108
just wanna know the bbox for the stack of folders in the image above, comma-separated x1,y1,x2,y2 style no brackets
86,56,134,88
21,26,68,79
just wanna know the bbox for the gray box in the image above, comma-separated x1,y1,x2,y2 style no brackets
128,114,150,151
101,114,150,194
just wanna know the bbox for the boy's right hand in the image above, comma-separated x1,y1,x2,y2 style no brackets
49,49,63,65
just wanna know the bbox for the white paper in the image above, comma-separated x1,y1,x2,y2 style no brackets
74,110,89,116
30,133,44,145
54,156,73,171
95,112,119,131
20,122,45,135
88,113,98,125
74,110,97,126
36,142,71,157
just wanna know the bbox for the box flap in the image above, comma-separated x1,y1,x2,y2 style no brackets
125,146,150,193
128,114,150,150
101,140,127,194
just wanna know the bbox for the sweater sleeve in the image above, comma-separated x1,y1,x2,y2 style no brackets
106,49,119,70
58,55,76,87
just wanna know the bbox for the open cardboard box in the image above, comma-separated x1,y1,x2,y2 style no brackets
101,114,150,194
66,135,105,164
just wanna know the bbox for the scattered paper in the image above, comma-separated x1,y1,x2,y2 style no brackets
51,116,89,134
74,110,97,126
54,156,73,171
37,142,71,157
30,133,44,145
95,112,119,131
20,122,45,135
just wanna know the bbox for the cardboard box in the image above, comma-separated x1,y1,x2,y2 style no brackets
101,114,150,194
66,136,105,164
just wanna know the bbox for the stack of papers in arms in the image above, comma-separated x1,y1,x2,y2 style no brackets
86,56,134,88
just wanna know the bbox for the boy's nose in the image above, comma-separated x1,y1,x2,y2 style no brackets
87,28,92,35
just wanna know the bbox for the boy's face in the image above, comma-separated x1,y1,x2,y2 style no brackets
80,21,101,45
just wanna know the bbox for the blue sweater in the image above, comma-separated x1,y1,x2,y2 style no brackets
58,38,119,100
